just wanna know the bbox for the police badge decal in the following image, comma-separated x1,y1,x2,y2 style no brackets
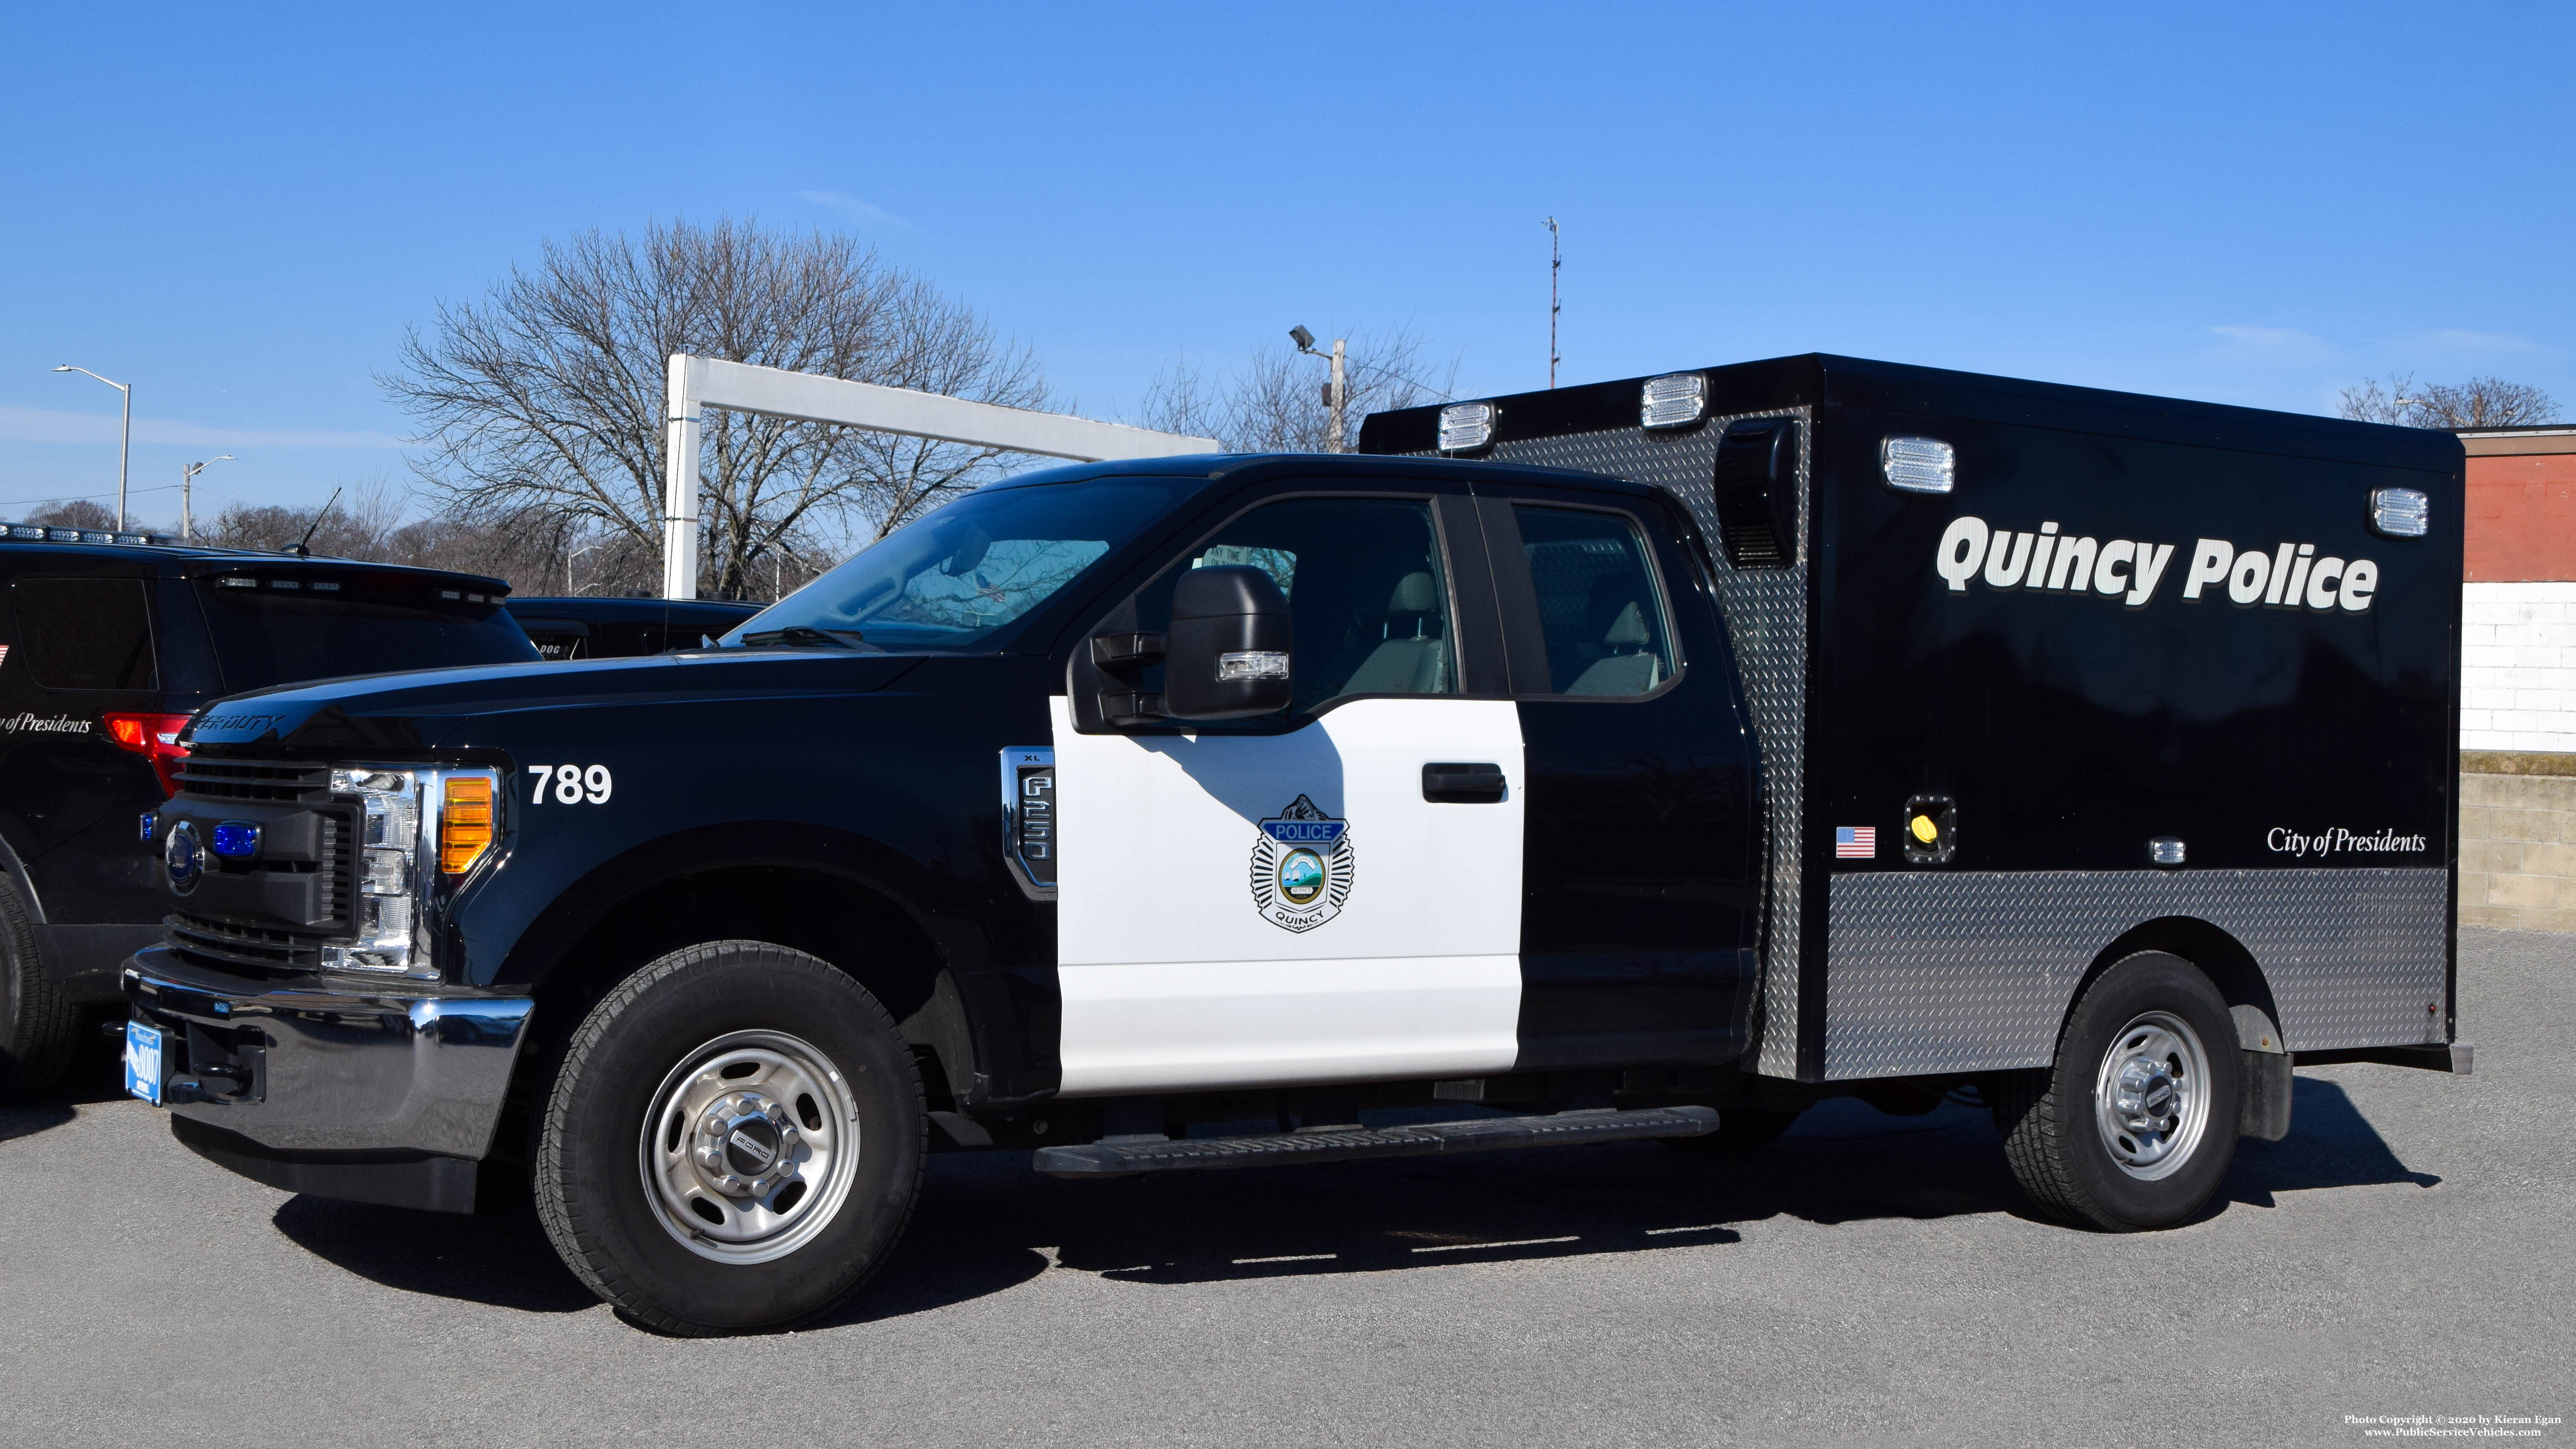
1250,795,1354,932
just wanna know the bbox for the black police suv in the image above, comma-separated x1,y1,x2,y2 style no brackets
0,526,537,1097
505,596,763,661
125,355,2466,1337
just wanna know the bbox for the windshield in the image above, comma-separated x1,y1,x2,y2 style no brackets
728,480,1186,652
196,578,541,692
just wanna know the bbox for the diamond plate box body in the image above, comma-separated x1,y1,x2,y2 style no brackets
1822,868,2448,1080
1473,411,1814,1078
1366,354,2465,1082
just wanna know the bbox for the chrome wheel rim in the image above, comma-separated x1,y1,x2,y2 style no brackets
638,1029,861,1265
2092,1010,2212,1181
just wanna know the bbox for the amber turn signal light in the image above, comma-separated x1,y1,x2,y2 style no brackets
441,776,494,874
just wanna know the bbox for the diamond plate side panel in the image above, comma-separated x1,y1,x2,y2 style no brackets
1823,869,2450,1080
1476,411,1813,1077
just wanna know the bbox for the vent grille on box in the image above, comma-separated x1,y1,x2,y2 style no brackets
1722,521,1786,568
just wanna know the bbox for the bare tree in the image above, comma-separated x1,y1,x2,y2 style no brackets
185,470,830,602
199,478,407,558
24,500,120,532
1139,326,1455,453
383,218,1046,599
839,273,1049,541
2339,373,2563,429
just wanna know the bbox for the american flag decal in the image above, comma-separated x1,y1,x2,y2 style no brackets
1835,826,1876,859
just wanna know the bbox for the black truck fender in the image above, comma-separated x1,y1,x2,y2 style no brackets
488,821,1022,1112
2073,916,2294,1140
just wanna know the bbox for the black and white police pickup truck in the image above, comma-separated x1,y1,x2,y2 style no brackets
124,354,2467,1334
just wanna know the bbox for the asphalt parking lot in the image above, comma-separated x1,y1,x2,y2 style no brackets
3,928,2567,1448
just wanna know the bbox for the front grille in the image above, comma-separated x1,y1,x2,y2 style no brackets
167,755,356,975
176,758,333,804
167,913,324,972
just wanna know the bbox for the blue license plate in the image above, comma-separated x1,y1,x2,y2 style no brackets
124,1020,164,1106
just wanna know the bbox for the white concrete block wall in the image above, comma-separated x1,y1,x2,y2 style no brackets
2461,582,2576,752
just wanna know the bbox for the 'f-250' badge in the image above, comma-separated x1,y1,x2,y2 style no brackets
1251,795,1353,932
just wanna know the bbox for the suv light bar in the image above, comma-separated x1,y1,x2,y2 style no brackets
0,520,181,546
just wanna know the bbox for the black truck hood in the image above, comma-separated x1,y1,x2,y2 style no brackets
184,650,923,753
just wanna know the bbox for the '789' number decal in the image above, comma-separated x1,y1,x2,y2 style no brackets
528,764,614,804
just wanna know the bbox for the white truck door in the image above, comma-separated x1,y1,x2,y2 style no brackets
1051,491,1524,1095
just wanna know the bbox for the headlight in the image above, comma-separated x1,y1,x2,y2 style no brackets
322,766,498,976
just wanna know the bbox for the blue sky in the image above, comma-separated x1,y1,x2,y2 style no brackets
3,2,2569,526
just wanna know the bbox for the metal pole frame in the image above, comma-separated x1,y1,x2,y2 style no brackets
116,385,131,531
660,355,1218,602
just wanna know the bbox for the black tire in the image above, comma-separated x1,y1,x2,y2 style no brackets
1665,1104,1805,1155
535,940,925,1335
0,877,78,1102
1992,951,2242,1231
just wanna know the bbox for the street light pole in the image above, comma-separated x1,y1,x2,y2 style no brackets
1543,217,1561,389
1330,339,1346,451
54,365,132,529
180,455,233,542
1290,326,1347,453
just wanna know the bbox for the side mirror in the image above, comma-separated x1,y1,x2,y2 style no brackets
1163,566,1291,720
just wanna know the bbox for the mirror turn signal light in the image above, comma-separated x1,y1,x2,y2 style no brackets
441,776,494,875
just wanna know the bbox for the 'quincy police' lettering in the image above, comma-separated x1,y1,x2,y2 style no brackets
1935,517,2380,613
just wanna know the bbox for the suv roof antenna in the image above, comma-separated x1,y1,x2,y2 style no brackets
292,487,342,558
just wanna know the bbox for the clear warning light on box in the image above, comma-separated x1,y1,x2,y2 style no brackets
1881,436,1955,495
2369,487,2429,539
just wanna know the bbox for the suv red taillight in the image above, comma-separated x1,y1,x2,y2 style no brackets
105,712,192,797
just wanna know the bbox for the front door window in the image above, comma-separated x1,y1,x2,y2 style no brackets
1135,496,1455,713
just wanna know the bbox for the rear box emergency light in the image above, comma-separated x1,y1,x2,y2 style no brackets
1437,403,1498,455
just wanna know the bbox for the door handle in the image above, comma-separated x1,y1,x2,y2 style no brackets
1422,762,1507,803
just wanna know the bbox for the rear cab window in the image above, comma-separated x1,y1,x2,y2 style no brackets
1511,504,1677,697
513,618,591,660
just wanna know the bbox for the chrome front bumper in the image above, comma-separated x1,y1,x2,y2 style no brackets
123,946,533,1160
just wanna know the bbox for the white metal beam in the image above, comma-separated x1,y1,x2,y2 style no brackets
661,354,1219,600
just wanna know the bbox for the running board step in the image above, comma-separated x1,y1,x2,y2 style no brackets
1032,1105,1719,1177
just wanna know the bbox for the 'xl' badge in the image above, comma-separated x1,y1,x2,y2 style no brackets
1251,795,1354,932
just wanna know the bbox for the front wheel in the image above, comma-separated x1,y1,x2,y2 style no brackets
1992,951,2242,1231
535,941,925,1334
0,877,78,1102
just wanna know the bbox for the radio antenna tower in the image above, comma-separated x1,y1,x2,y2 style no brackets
1544,217,1562,388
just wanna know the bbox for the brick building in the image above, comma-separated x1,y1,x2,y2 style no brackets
2455,423,2576,930
2460,425,2576,751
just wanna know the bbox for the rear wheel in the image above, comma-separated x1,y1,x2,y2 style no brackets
0,878,78,1102
1993,951,2242,1231
535,940,925,1334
